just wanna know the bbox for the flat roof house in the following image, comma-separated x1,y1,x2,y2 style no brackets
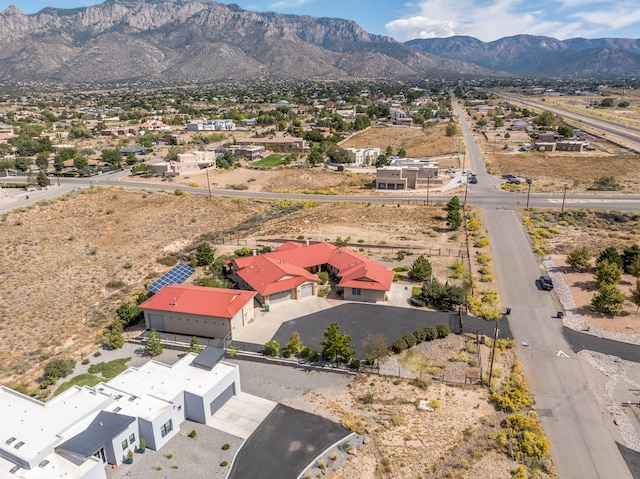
140,286,256,340
0,349,240,478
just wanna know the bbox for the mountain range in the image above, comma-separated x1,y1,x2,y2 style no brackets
0,0,638,83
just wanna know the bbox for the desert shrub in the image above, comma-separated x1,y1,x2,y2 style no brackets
474,237,489,248
498,414,550,464
428,399,441,409
413,328,427,343
435,324,450,338
189,429,197,438
349,358,361,370
157,255,179,266
360,390,376,404
308,350,319,363
220,461,228,467
43,358,75,382
424,326,437,341
566,247,591,272
490,362,532,412
410,296,427,307
281,348,292,358
221,443,230,450
299,346,311,358
264,341,279,357
392,338,408,353
402,333,417,348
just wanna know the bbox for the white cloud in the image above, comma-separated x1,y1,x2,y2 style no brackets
268,0,314,9
385,0,636,42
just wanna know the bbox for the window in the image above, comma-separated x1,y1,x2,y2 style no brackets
352,288,361,296
121,439,128,451
160,419,173,438
129,434,135,445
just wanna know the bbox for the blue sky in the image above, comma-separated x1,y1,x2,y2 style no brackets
2,0,639,42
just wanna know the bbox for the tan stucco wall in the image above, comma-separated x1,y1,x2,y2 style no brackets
145,309,231,338
343,288,386,303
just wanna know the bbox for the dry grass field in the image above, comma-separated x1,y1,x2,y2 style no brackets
341,124,459,158
0,189,475,388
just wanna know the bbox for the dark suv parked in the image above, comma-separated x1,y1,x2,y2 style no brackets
539,275,554,291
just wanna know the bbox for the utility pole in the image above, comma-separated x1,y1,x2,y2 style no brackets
561,184,569,213
426,174,432,205
525,178,532,208
206,167,212,199
464,174,469,207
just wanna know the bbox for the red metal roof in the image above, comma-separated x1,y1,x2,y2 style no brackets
139,285,255,318
236,255,319,295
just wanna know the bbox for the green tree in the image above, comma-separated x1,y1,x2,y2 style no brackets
533,111,555,127
195,242,215,266
630,280,640,314
622,245,640,274
146,329,163,357
286,331,302,354
629,257,640,279
397,147,407,158
264,340,279,357
14,157,31,172
321,322,355,364
597,246,623,269
106,328,124,350
591,284,625,315
493,117,504,128
447,208,463,230
116,302,144,328
595,259,623,286
445,123,458,136
188,336,204,353
307,149,323,166
37,170,50,187
101,149,122,169
557,125,573,138
600,98,615,107
566,247,591,272
73,154,89,174
35,152,50,171
408,255,433,281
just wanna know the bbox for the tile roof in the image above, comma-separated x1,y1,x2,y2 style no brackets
233,242,392,295
140,285,255,318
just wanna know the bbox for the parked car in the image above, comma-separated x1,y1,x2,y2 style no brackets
539,275,554,291
468,175,478,184
506,178,521,185
504,174,518,180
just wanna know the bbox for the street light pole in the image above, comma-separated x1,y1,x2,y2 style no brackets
426,174,432,205
561,184,569,213
526,179,532,208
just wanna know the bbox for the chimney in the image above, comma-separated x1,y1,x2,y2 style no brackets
306,239,309,246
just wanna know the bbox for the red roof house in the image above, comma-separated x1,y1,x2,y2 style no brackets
140,285,256,339
231,242,393,304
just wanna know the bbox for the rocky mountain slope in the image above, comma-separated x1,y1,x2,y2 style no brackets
405,35,640,77
0,0,488,83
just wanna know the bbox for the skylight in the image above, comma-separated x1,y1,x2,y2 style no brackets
14,442,25,449
5,437,15,445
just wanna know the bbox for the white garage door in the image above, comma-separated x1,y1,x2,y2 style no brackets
269,290,291,303
300,283,313,298
148,314,165,331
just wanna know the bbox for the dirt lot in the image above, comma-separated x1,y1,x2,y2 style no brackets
340,124,459,159
0,190,474,387
289,335,523,479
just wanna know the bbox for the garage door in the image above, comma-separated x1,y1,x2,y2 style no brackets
269,290,291,303
148,314,165,331
210,383,236,415
300,283,313,298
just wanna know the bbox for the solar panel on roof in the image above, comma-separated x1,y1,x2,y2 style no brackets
147,262,195,294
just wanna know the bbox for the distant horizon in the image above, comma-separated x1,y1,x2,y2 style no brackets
1,0,639,43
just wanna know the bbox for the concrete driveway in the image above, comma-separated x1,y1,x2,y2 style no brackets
208,392,276,439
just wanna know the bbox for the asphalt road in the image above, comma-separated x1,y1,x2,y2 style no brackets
485,208,633,479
